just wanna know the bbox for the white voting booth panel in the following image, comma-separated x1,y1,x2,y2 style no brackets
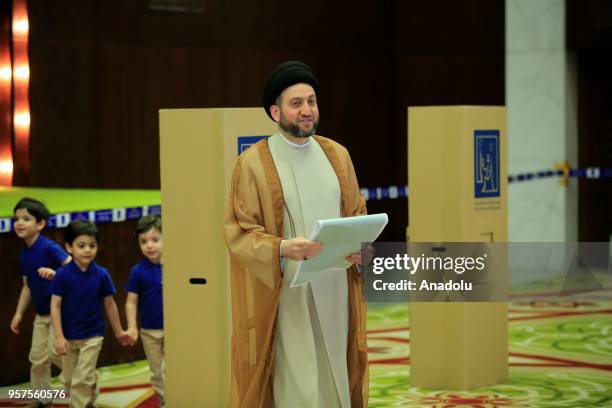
408,106,508,389
159,108,276,406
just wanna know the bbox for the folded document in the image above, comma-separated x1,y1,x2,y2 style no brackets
290,213,388,288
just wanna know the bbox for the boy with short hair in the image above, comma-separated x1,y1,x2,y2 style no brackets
125,215,165,406
10,197,71,407
50,220,130,408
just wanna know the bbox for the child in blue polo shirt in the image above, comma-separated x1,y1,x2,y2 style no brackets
125,215,165,406
10,197,71,406
50,220,130,408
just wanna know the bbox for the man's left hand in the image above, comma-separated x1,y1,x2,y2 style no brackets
346,246,374,266
345,252,362,265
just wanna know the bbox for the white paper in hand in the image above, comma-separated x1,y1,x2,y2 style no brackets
289,213,388,287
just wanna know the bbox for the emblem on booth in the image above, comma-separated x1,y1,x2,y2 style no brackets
237,135,270,155
474,130,500,198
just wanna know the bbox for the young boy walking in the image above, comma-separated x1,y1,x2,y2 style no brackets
10,197,71,407
125,215,165,407
50,220,130,407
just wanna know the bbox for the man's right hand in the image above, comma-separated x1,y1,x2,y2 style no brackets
281,237,324,261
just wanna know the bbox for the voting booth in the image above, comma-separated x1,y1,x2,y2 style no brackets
407,106,508,389
159,108,276,406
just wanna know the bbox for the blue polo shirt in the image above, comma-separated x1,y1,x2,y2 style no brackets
125,259,163,330
19,235,69,316
50,261,116,340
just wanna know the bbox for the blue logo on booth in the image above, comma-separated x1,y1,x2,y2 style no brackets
474,130,500,198
237,135,270,155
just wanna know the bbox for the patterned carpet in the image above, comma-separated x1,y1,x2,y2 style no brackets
367,297,612,407
1,295,611,407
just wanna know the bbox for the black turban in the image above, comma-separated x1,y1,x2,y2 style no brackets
262,60,320,121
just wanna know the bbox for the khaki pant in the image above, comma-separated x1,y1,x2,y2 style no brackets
30,314,63,403
61,336,103,408
141,329,165,407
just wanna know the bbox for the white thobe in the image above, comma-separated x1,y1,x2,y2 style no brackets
269,132,350,408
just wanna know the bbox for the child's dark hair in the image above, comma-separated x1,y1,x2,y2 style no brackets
135,215,162,237
13,197,50,222
65,220,99,245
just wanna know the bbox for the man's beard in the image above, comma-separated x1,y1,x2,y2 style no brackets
279,113,319,138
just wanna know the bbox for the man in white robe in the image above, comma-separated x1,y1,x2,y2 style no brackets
224,60,368,408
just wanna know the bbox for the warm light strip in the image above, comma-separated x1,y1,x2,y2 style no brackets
0,4,15,185
11,0,30,184
0,65,11,80
14,65,29,79
0,159,14,174
12,18,28,36
14,111,30,127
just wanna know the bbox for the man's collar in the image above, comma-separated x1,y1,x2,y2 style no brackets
278,131,311,148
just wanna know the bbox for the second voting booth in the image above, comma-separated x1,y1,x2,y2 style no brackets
159,108,277,406
408,106,508,389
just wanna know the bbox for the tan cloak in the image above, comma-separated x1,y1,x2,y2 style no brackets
224,135,368,408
